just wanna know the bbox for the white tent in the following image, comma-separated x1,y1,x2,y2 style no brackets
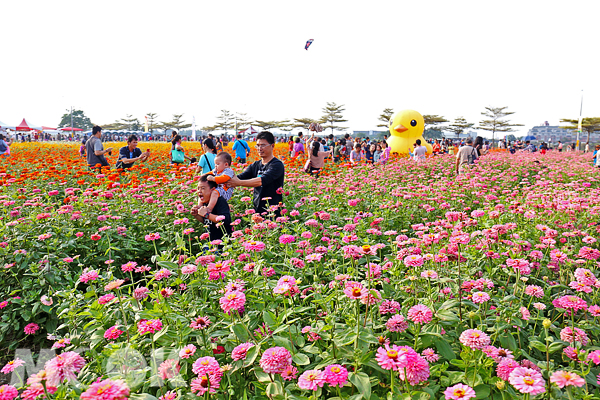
0,120,16,130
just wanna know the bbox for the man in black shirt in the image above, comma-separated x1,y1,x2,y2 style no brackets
191,174,232,241
116,135,150,170
227,131,285,216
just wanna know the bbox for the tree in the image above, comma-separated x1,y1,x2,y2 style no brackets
292,118,317,130
57,109,93,130
213,110,235,133
253,120,282,131
423,115,448,131
234,112,252,131
559,117,600,145
102,121,128,130
377,108,394,128
478,106,523,145
120,114,141,131
277,120,293,132
445,117,474,139
319,102,348,134
161,114,191,132
145,112,159,133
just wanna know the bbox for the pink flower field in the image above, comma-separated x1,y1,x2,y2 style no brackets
1,149,600,399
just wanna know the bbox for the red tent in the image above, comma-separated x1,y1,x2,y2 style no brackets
59,127,83,132
16,118,42,131
240,126,258,135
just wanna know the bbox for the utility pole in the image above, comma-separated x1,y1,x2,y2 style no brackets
70,106,73,139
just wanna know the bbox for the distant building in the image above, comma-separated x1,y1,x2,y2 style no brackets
527,125,583,143
352,130,387,137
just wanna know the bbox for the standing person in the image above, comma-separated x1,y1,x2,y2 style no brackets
333,139,343,163
557,141,563,152
413,139,427,162
366,144,375,163
215,137,224,153
0,134,13,157
432,139,441,154
593,145,600,168
170,135,186,165
197,138,217,175
86,126,112,171
190,174,233,242
226,131,285,216
232,134,250,164
116,135,150,170
306,140,332,177
379,141,390,164
293,137,305,158
78,139,86,158
350,143,362,165
288,137,295,157
473,136,485,157
373,144,382,163
344,133,352,160
455,137,478,174
585,142,590,153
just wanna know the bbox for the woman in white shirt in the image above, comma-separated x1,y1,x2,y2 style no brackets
350,143,362,165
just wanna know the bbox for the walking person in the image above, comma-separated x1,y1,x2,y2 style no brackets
197,138,217,175
455,137,478,174
232,134,251,164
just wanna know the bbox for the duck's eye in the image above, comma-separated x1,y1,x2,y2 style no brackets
410,120,417,127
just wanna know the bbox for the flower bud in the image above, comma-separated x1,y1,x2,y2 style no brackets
496,380,505,390
543,319,551,329
468,311,478,319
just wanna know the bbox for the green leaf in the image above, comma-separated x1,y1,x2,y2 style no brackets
266,381,283,397
243,345,259,367
349,371,371,400
547,342,564,354
232,323,249,341
292,353,310,366
474,384,490,399
130,394,158,400
528,340,547,352
411,391,430,400
436,310,459,322
263,310,277,326
435,340,456,360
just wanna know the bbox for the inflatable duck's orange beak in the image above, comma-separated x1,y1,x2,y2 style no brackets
394,124,408,133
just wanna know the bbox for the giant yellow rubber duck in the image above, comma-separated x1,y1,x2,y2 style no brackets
387,109,432,155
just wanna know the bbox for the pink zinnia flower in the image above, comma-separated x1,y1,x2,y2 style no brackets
244,241,265,252
386,314,408,333
550,370,586,388
508,367,546,395
219,291,246,313
259,347,292,374
0,384,18,400
158,359,180,380
421,348,440,362
104,325,124,340
192,356,221,376
231,342,254,361
403,254,424,267
44,351,86,386
79,269,99,283
98,293,116,305
297,369,326,391
553,295,588,312
323,364,348,387
24,323,40,335
444,383,476,400
560,327,589,346
471,292,490,304
281,365,298,381
376,344,410,371
137,319,163,335
279,234,295,244
497,359,520,380
133,287,150,300
407,304,433,324
459,329,490,350
190,316,211,330
179,344,197,359
1,358,25,374
80,378,129,400
145,233,161,241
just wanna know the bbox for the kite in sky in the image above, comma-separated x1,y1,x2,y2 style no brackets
305,39,314,50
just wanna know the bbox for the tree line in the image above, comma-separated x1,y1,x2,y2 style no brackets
57,105,600,142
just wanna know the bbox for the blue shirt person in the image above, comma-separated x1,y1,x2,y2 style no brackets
232,134,251,163
116,135,150,170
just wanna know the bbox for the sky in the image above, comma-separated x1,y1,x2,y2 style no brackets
1,0,599,137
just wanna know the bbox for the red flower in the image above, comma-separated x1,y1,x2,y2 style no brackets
213,345,225,354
